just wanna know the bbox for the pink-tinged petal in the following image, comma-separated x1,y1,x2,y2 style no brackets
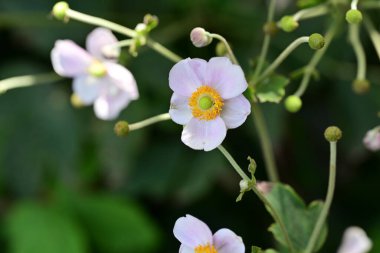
104,62,139,100
337,227,372,253
51,40,92,77
205,57,248,99
181,117,226,151
169,58,207,97
221,95,251,129
173,215,213,248
86,27,120,61
169,93,192,125
94,90,131,120
363,127,380,151
73,75,104,105
213,228,245,253
179,244,194,253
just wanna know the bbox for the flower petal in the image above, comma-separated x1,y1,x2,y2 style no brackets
221,95,251,129
169,93,192,125
181,117,226,151
86,27,120,61
205,57,248,99
94,90,131,120
72,75,104,105
51,40,92,77
173,215,213,248
213,228,245,253
104,62,139,100
363,127,380,151
169,58,207,97
337,227,372,253
179,244,194,253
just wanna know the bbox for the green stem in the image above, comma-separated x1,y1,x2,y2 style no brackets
0,73,61,94
217,145,250,181
363,17,380,60
129,113,171,131
293,4,330,21
209,33,239,65
349,24,367,80
361,1,380,9
304,141,337,253
351,0,359,9
146,39,183,63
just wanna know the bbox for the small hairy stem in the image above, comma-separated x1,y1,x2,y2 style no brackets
209,33,239,65
129,113,171,131
217,145,250,181
349,24,367,80
0,73,61,94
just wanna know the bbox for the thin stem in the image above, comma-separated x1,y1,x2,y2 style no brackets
217,145,250,181
251,103,279,182
304,141,337,253
129,113,171,131
351,0,359,10
361,1,380,9
349,24,367,80
256,36,310,84
0,73,61,94
209,33,239,65
146,38,183,63
293,4,329,21
363,17,380,60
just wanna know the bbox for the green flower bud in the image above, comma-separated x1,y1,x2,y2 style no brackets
284,95,302,113
52,2,69,21
215,41,227,56
190,27,212,48
263,21,278,36
279,16,299,32
114,121,130,137
324,126,342,142
308,33,325,50
239,180,250,192
352,79,370,94
346,9,363,24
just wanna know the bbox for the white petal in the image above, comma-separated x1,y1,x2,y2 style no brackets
94,91,131,120
173,215,213,248
51,40,92,77
169,58,207,97
337,227,372,253
72,75,104,105
213,228,245,253
86,27,120,61
179,244,194,253
221,95,251,129
205,57,248,99
181,117,227,151
105,62,139,100
169,93,192,125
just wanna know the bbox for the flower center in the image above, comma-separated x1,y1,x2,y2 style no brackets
189,85,223,121
195,244,218,253
88,60,107,77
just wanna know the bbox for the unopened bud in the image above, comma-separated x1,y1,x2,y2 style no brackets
135,23,148,34
352,79,370,94
284,95,302,113
190,27,212,48
215,42,227,56
70,94,84,108
346,9,363,24
324,126,342,142
279,16,299,32
114,121,130,137
143,14,159,31
52,2,69,21
239,180,250,192
308,33,325,50
263,22,278,36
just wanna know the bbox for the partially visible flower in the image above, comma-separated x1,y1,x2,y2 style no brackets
51,27,138,120
173,214,245,253
169,57,251,151
363,126,380,151
337,227,372,253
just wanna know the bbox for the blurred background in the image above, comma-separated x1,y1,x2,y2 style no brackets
0,0,380,252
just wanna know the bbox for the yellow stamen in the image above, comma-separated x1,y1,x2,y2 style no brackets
189,85,223,121
195,244,218,253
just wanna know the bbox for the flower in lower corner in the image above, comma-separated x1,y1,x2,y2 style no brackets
173,214,245,253
51,27,138,120
337,226,372,253
363,126,380,151
169,57,251,151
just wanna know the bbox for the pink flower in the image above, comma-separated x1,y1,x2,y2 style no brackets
173,214,245,253
337,227,372,253
169,57,251,151
363,126,380,151
51,28,138,120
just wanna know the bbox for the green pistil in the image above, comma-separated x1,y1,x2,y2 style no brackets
199,96,213,110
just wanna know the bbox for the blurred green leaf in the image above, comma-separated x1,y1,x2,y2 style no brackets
251,246,264,253
264,183,327,253
297,0,327,9
5,202,87,253
255,75,289,103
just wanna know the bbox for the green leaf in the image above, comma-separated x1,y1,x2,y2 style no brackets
5,202,87,253
255,75,289,103
264,183,327,253
251,246,263,253
74,195,160,253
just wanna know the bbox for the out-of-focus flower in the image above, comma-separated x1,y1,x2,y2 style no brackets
363,126,380,151
173,214,245,253
51,27,138,120
169,57,251,151
337,226,372,253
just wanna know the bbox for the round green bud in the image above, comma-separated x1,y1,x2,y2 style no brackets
199,96,213,110
239,180,250,192
279,16,299,32
308,33,325,50
263,21,278,36
324,126,342,142
352,79,370,94
284,95,302,113
114,121,130,137
346,9,363,24
215,42,227,56
52,2,69,21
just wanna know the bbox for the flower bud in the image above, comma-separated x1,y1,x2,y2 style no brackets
239,180,250,192
52,2,69,21
346,9,363,24
215,42,227,56
324,126,342,142
279,16,299,32
143,14,159,31
263,22,278,36
114,121,130,137
190,27,212,48
363,127,380,151
352,79,370,94
308,33,325,50
70,94,84,108
284,95,302,113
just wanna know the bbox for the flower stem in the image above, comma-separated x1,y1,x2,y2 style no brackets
217,145,250,181
304,141,337,253
351,0,359,9
361,1,380,9
129,113,171,131
146,39,183,63
363,17,380,60
292,4,329,21
0,73,61,94
209,33,239,65
349,24,367,80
